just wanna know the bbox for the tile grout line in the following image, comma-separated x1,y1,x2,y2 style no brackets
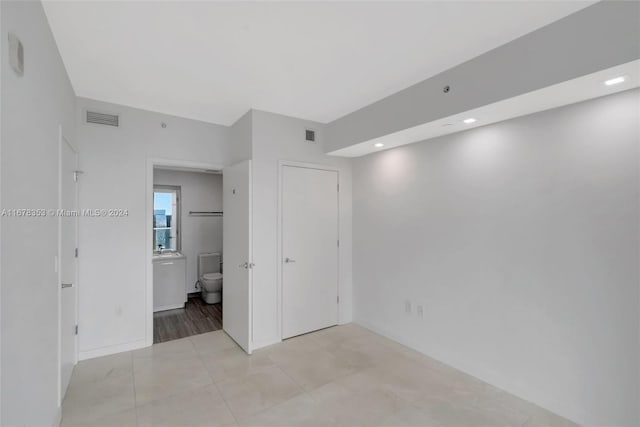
191,335,242,426
130,351,141,427
270,337,361,395
269,357,307,392
132,337,208,409
258,342,353,426
211,381,240,427
226,364,304,423
202,347,310,425
193,332,309,424
63,325,574,427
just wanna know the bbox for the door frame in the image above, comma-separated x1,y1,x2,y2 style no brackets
58,126,79,405
145,158,224,347
277,160,340,341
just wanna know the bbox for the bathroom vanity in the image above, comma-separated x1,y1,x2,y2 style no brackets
152,252,187,312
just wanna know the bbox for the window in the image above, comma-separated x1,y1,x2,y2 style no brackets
153,186,180,252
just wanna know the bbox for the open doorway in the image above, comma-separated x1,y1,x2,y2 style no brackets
151,166,224,343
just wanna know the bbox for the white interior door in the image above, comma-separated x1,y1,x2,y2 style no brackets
282,166,339,339
60,137,78,399
223,160,253,354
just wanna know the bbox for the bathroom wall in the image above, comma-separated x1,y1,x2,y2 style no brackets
352,89,640,426
76,97,229,359
153,169,223,293
1,1,77,425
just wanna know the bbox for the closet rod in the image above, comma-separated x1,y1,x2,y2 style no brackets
188,211,223,216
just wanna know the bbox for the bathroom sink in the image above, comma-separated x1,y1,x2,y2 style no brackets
152,251,185,260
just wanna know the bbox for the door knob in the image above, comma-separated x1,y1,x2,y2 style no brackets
61,283,73,288
284,258,296,263
239,262,248,269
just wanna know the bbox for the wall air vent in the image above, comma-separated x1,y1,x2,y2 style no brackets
305,129,316,143
86,111,119,127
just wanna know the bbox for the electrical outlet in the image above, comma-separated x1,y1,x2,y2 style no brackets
417,305,424,317
405,301,411,314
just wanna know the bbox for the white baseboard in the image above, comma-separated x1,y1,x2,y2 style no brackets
251,337,282,351
154,303,184,312
338,315,352,325
79,338,148,361
353,319,583,426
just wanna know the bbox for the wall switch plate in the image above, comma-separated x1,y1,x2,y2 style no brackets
417,305,424,317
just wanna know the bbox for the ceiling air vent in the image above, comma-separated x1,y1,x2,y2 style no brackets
86,110,119,127
305,129,315,143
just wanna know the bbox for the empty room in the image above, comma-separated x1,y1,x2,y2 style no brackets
1,1,639,426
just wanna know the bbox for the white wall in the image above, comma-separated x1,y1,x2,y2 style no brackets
250,110,353,349
1,1,76,425
75,101,355,358
229,110,252,164
153,169,223,293
352,89,640,426
76,97,229,359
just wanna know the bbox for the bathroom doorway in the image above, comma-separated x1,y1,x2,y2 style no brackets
149,163,224,344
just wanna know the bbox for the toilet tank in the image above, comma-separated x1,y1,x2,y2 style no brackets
198,252,221,278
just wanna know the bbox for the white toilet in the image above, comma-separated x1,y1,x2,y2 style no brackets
198,252,223,304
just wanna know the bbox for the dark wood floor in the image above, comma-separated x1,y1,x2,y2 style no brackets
153,294,223,344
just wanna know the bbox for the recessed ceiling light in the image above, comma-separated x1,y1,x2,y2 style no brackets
463,118,477,124
374,143,384,148
605,76,626,86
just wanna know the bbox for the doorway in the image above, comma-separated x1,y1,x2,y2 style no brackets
146,159,254,354
147,161,224,345
280,164,339,339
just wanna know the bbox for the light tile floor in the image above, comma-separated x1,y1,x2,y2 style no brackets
62,324,577,427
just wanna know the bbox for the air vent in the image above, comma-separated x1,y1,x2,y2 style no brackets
305,129,315,142
86,111,119,127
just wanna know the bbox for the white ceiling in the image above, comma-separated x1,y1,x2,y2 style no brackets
329,60,640,157
43,1,594,126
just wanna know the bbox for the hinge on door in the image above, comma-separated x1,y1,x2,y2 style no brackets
337,240,339,247
337,296,340,304
75,248,78,258
337,183,339,192
75,325,78,335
